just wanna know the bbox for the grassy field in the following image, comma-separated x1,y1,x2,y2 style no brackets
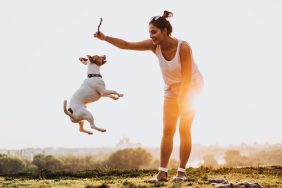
0,167,281,188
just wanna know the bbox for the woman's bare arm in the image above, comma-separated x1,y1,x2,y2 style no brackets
178,42,193,105
94,31,155,52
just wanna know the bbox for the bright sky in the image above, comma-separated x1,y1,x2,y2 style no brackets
1,0,281,149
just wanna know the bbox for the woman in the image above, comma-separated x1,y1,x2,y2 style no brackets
94,10,203,182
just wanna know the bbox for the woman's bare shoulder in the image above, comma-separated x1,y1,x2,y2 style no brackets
180,41,192,53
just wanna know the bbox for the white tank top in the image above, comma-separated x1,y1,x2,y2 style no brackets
155,39,203,90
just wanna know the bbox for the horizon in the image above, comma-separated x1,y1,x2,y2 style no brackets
1,1,282,149
1,140,281,151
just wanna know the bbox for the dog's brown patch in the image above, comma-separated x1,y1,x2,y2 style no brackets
87,55,96,64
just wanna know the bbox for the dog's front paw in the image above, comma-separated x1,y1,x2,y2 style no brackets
118,94,124,97
110,95,119,100
91,125,107,132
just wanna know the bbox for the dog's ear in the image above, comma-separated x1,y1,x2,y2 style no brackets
79,57,88,62
79,57,88,65
87,55,95,64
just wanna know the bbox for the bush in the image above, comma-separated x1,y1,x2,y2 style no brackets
32,154,63,172
202,154,218,168
0,155,26,174
105,148,152,169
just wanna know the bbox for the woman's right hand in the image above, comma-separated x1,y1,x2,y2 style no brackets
94,31,106,41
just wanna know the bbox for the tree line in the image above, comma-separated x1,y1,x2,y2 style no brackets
0,148,153,175
1,147,281,175
202,148,282,167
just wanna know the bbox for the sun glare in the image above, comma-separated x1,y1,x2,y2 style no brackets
189,86,206,114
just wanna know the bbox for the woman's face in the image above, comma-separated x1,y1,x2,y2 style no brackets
149,24,166,45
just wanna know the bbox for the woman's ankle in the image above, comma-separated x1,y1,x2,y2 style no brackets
157,167,168,178
177,167,186,173
176,167,186,177
159,167,168,173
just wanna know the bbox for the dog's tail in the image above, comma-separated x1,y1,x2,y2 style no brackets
63,100,74,119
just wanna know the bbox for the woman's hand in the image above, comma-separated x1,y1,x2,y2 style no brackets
94,31,106,41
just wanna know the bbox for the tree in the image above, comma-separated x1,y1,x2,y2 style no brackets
202,154,218,167
106,148,152,169
0,155,26,174
224,150,242,167
32,154,62,171
32,154,46,170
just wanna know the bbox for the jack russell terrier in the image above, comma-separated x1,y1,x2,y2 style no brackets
64,55,124,135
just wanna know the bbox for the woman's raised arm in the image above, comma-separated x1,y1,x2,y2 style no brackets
94,31,155,52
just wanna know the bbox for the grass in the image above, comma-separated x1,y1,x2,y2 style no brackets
0,167,281,187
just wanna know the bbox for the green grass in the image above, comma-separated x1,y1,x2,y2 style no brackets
0,167,281,188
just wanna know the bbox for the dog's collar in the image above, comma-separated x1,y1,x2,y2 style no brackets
88,74,102,78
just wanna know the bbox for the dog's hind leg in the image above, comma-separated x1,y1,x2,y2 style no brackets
82,110,106,132
79,121,93,135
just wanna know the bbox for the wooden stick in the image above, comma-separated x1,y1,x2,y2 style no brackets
98,18,103,33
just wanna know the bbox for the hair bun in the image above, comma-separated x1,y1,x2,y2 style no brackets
162,10,173,19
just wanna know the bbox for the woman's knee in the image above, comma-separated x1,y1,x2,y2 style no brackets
162,126,176,138
179,117,193,136
179,127,191,138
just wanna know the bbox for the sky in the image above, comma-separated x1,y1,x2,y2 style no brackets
0,0,281,149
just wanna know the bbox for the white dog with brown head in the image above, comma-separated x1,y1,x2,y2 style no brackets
64,55,123,135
